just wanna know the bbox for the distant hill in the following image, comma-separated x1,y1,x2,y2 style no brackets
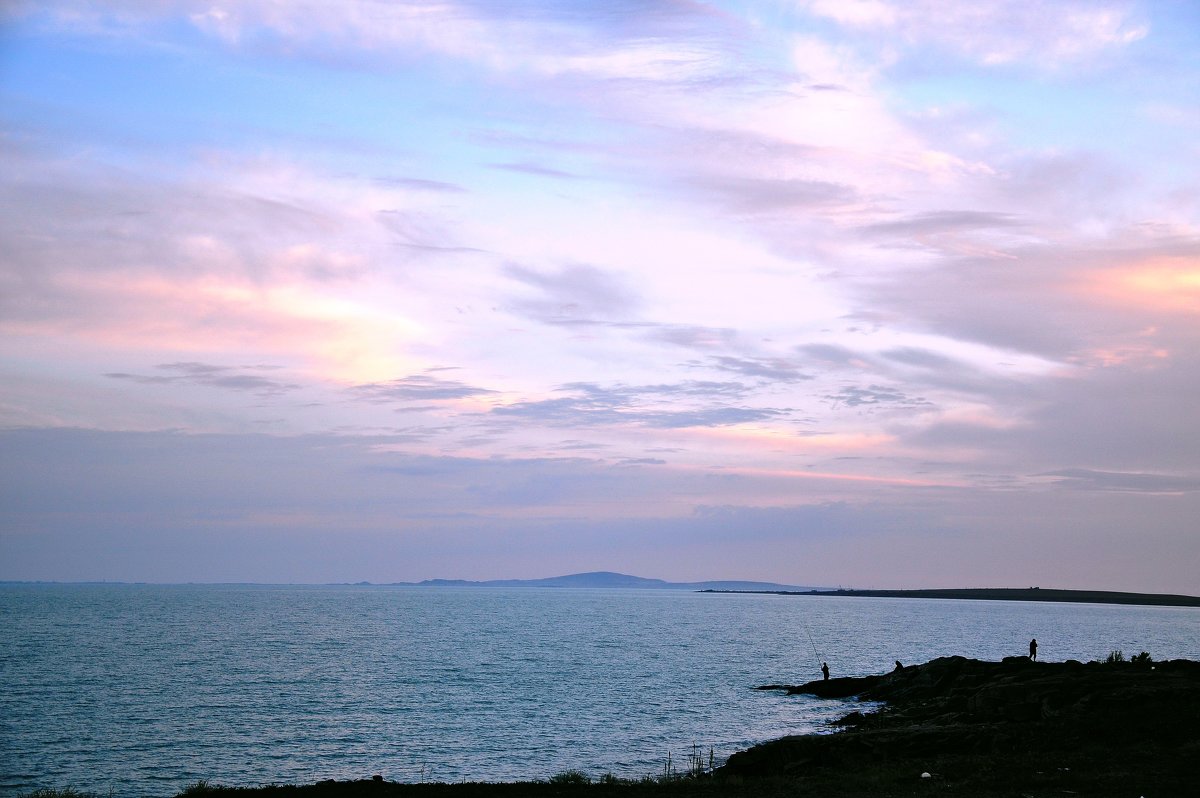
395,570,815,592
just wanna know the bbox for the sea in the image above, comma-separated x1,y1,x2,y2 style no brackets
2,584,1199,797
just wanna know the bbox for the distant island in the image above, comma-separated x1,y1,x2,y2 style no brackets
385,570,817,592
702,585,1200,608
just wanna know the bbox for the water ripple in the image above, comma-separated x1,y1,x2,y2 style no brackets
3,584,1198,796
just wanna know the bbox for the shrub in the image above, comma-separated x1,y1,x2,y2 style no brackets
548,770,591,785
1130,651,1153,664
1105,650,1125,663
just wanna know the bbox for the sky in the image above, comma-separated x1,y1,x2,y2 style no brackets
1,1,1198,592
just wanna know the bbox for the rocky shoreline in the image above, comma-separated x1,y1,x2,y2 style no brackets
724,654,1200,794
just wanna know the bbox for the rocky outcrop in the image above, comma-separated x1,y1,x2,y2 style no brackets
724,656,1200,780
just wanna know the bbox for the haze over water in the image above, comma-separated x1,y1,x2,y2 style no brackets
4,585,1199,797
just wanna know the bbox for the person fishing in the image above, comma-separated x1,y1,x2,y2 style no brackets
1029,638,1038,661
802,618,827,682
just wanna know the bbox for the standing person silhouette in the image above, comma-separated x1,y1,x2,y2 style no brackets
1029,638,1038,661
821,662,830,680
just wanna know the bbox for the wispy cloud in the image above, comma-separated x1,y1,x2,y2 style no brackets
504,263,641,323
351,372,499,404
488,162,580,179
707,355,813,383
104,362,300,398
1038,468,1200,494
826,384,933,410
802,0,1148,68
860,211,1023,237
492,381,786,430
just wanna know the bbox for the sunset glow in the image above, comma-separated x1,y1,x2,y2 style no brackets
2,1,1198,592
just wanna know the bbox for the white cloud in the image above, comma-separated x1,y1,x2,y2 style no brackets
30,0,738,83
801,0,1147,69
805,0,897,28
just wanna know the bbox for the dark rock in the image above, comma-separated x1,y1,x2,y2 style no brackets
831,710,867,727
722,656,1200,782
784,674,883,699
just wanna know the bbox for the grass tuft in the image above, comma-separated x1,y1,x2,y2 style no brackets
547,770,591,786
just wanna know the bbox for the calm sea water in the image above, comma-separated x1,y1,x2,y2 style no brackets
2,584,1199,796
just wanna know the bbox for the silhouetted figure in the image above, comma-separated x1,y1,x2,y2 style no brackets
894,660,904,672
1029,638,1038,661
821,662,830,680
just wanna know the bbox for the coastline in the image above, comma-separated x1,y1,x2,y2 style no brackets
719,653,1200,796
701,585,1200,607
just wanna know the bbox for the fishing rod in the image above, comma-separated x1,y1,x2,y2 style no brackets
802,618,822,667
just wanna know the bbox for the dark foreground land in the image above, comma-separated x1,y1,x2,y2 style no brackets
38,655,1200,798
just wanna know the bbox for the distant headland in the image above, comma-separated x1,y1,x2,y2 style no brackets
701,585,1200,608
